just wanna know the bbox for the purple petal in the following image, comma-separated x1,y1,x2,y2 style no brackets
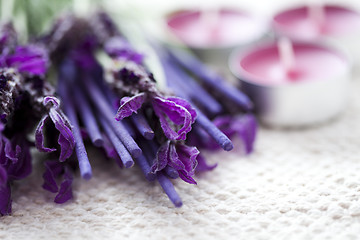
178,170,197,184
54,166,73,204
166,97,197,121
4,137,17,162
45,97,75,161
35,115,57,152
36,97,75,161
151,141,170,173
152,96,195,140
105,36,144,64
42,160,63,193
17,58,47,75
6,45,48,75
232,114,257,154
0,183,11,216
56,131,74,162
0,165,7,187
167,144,185,171
115,93,145,120
176,144,199,174
213,116,233,136
0,136,9,166
195,154,217,172
5,137,32,180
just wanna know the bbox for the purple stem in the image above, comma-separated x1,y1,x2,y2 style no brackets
131,113,154,140
59,84,92,180
72,87,103,147
167,47,253,110
138,139,156,162
157,172,183,207
122,119,137,138
161,58,222,116
192,124,213,146
136,139,157,180
164,166,179,179
134,154,156,181
195,108,233,151
99,116,134,168
82,76,142,158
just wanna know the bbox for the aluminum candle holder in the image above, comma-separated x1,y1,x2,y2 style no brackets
229,40,351,127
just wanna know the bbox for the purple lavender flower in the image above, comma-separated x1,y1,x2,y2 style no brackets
151,96,197,141
104,36,144,64
151,141,198,184
42,160,73,204
0,133,32,215
35,96,75,162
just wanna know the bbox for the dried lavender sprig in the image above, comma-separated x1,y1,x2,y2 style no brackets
72,83,103,147
98,115,134,168
157,172,182,208
166,47,253,110
131,112,154,140
82,75,142,158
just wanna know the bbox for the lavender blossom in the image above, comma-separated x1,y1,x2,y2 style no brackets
35,96,75,162
151,141,198,184
42,160,74,204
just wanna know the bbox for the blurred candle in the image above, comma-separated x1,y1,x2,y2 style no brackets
230,41,350,127
273,5,360,62
165,8,268,66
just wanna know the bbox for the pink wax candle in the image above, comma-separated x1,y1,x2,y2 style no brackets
167,9,267,48
273,5,360,61
165,8,268,65
230,41,350,127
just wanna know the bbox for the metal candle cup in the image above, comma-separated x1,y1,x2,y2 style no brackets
165,8,268,67
273,5,360,64
229,41,351,127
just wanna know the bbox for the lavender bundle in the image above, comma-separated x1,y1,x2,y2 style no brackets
0,10,257,215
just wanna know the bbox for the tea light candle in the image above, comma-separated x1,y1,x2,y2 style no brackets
165,8,268,66
229,40,351,127
273,5,360,62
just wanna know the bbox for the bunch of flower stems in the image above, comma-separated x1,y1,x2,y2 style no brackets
0,11,257,216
